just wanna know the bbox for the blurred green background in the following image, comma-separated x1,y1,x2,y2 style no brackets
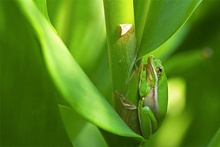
1,0,219,146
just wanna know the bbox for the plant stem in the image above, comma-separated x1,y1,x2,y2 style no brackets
103,0,141,134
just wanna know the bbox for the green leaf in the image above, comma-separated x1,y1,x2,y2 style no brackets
133,0,150,49
150,24,189,61
58,105,87,142
49,0,106,75
164,48,212,76
33,0,50,22
16,0,142,139
74,123,108,147
137,0,202,58
47,0,111,105
0,1,72,146
208,128,220,147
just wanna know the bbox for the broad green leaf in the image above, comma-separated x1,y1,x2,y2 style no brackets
137,0,202,58
0,1,72,146
49,0,111,103
133,0,150,49
68,0,106,73
33,0,50,22
16,0,142,139
208,128,220,147
34,0,89,142
59,105,87,142
74,123,108,147
49,0,106,76
150,24,189,61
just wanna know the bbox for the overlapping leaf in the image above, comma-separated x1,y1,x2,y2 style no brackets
16,0,141,139
136,0,202,58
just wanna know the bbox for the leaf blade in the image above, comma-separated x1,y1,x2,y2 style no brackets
16,0,142,139
138,0,202,58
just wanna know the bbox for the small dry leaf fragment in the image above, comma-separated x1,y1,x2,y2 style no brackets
119,24,133,36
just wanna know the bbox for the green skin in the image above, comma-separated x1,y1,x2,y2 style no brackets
119,55,168,139
138,55,168,139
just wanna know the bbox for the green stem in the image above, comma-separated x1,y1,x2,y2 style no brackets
103,0,140,134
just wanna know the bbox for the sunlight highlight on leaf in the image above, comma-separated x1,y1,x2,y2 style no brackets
16,0,142,139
